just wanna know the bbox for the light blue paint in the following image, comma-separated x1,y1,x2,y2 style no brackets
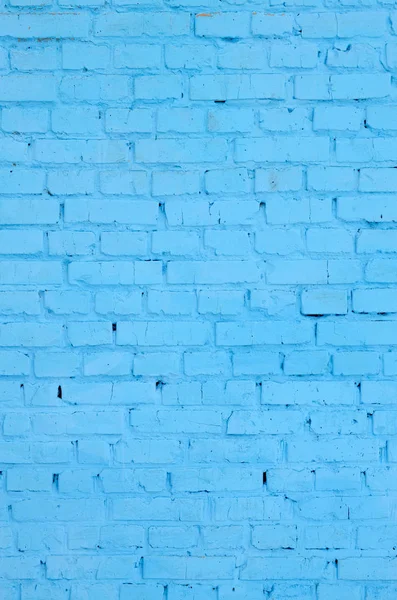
0,3,394,598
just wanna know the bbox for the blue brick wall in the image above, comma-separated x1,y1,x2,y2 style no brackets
0,1,395,598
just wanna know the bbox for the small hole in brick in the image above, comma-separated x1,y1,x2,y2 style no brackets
57,385,62,399
52,474,59,484
112,323,117,332
156,380,164,389
262,472,267,485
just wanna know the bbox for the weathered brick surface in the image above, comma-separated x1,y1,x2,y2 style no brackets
0,1,394,597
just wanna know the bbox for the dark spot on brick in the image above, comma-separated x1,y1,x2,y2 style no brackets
57,385,62,399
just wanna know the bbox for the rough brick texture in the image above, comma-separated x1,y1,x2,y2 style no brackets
0,0,394,598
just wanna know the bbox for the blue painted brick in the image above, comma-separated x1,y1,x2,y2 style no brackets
0,1,394,596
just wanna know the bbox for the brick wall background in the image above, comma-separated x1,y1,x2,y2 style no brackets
0,2,396,599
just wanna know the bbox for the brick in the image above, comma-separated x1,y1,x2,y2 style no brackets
0,322,62,347
136,138,227,163
0,14,90,38
101,232,147,256
44,291,90,315
301,289,348,315
0,292,40,315
62,42,110,70
261,381,356,406
339,558,397,581
333,352,380,375
198,290,244,315
114,44,161,69
0,230,43,254
105,108,152,133
52,107,102,135
171,467,261,492
318,321,397,346
117,321,210,346
3,107,48,133
252,13,294,36
167,261,260,284
69,262,135,285
204,230,251,255
35,140,129,164
366,259,397,282
241,557,330,580
337,11,387,37
208,108,255,132
313,106,362,131
259,107,310,132
143,556,235,580
305,527,354,550
267,259,327,284
35,352,81,377
255,167,302,193
353,288,397,313
216,321,312,345
227,410,301,435
205,168,250,194
190,74,286,100
232,351,281,375
307,167,358,192
363,381,397,406
284,351,329,375
235,137,329,162
166,45,215,69
297,13,337,37
360,169,397,192
65,200,158,225
60,75,130,101
367,106,397,130
153,231,199,255
252,525,297,549
195,12,250,38
270,42,318,68
67,321,112,346
158,109,205,133
218,44,268,70
135,75,183,100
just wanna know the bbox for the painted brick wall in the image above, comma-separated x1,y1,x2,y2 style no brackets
0,1,395,598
